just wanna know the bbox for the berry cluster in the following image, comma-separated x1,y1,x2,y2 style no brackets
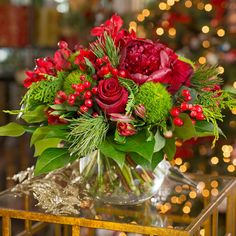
95,56,126,79
170,89,206,127
54,75,98,116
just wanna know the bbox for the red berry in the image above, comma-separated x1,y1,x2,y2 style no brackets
80,75,86,81
67,94,76,105
170,107,180,117
182,89,190,97
173,117,184,127
74,91,80,97
111,68,118,75
92,74,98,80
54,98,62,104
80,105,89,113
57,91,67,100
84,81,91,88
102,56,109,63
194,105,203,113
191,119,196,125
196,113,205,120
190,110,197,118
84,90,92,99
76,84,85,92
57,40,68,49
185,95,192,102
187,104,193,110
180,102,188,111
71,84,78,90
92,112,99,117
96,58,103,66
100,66,110,75
92,87,98,94
119,70,126,77
85,99,93,107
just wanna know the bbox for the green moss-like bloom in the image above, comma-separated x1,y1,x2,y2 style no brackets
63,70,92,94
135,82,172,124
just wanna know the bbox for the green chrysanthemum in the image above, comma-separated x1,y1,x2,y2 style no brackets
136,82,172,124
63,70,92,94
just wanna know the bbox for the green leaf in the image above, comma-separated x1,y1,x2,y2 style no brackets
195,121,226,138
163,138,176,160
174,113,196,140
130,152,150,169
112,131,155,162
22,105,47,123
84,57,95,75
114,130,126,144
34,138,62,156
151,150,164,170
154,129,166,152
99,139,126,168
0,122,25,137
30,125,68,146
34,148,71,176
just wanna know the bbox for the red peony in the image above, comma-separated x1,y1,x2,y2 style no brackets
95,78,128,114
119,39,193,94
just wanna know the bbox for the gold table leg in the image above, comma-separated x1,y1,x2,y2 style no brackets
72,225,80,236
212,208,218,236
2,216,11,236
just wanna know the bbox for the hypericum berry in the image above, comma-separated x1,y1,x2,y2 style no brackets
194,105,203,113
92,112,99,117
196,113,205,120
68,94,76,105
92,74,98,80
84,81,91,89
111,68,118,75
74,91,80,97
57,91,67,100
84,90,92,99
76,84,85,92
173,117,184,126
119,70,126,77
96,58,103,66
185,95,192,102
170,107,180,117
182,89,190,97
102,56,109,63
80,105,89,113
57,40,68,49
100,66,110,75
180,102,188,111
92,87,98,94
190,110,197,118
80,75,86,81
85,99,93,107
71,84,78,90
187,104,193,110
191,119,196,125
54,98,62,104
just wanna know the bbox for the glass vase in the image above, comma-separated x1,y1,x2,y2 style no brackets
79,150,167,205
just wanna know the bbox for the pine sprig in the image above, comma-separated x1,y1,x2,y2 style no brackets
118,78,139,114
21,75,63,111
90,32,120,67
68,115,108,157
191,65,223,91
197,90,236,146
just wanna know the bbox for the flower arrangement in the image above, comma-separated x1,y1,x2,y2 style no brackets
0,15,235,200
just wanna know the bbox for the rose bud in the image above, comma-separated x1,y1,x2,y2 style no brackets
134,104,146,119
117,122,136,136
110,113,134,122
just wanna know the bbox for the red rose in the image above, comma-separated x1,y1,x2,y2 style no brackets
119,39,193,94
96,78,128,114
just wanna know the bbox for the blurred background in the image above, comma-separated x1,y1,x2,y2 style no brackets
0,0,235,191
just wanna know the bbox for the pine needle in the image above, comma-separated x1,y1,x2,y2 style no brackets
67,115,108,157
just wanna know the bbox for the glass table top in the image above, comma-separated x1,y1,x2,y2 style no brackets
0,174,234,231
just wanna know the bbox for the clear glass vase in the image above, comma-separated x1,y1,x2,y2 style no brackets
79,150,167,205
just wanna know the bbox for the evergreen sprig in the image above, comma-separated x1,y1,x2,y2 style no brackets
118,77,139,114
68,115,108,157
90,32,120,67
191,65,223,91
197,90,236,146
21,75,63,111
